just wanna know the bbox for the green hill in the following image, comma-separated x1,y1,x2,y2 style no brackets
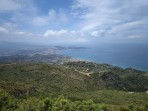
0,62,148,111
0,63,92,98
64,61,148,91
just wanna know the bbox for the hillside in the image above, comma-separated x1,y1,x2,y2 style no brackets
0,62,148,111
0,62,148,97
0,63,92,98
64,61,148,91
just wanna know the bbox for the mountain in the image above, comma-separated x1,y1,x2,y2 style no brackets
0,63,91,98
63,61,148,91
0,62,148,97
0,62,148,111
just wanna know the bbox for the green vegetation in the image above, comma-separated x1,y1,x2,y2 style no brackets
0,63,91,98
0,89,148,111
0,62,148,111
64,61,148,91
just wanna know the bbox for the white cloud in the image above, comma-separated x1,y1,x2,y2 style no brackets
43,29,86,38
12,31,34,36
48,9,56,20
32,9,68,26
91,31,99,37
0,27,8,33
127,35,142,39
32,10,56,26
43,29,88,43
0,0,37,30
0,0,147,44
0,23,35,38
108,20,146,34
32,16,49,26
71,38,88,42
91,30,105,37
107,19,148,39
0,0,36,12
0,0,21,11
44,30,68,37
72,0,148,41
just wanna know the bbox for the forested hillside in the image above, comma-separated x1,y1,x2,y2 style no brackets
0,62,148,111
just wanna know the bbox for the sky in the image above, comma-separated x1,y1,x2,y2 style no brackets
0,0,148,45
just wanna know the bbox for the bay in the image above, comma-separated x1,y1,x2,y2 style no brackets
58,43,148,71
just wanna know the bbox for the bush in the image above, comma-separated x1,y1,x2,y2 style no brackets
0,92,17,111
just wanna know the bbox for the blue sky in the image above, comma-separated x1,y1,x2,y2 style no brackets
0,0,148,45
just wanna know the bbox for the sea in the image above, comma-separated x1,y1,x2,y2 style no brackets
58,43,148,71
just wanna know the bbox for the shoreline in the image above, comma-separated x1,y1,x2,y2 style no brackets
63,56,148,72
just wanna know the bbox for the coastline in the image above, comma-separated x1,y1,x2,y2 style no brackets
58,48,148,72
61,55,148,72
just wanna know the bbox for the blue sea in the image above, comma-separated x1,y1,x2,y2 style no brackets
58,43,148,71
